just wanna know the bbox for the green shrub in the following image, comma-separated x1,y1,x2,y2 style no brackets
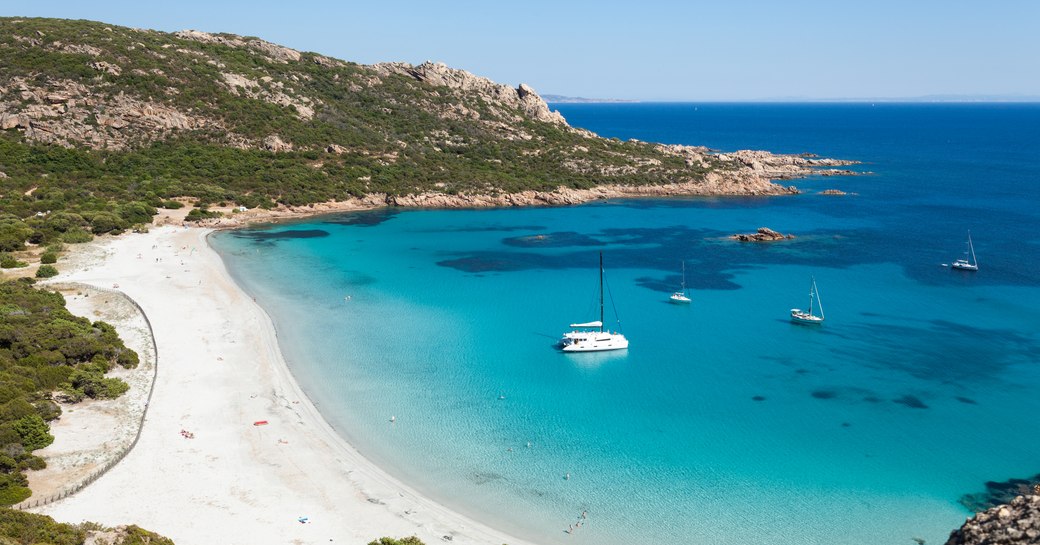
0,508,85,542
0,255,27,269
185,207,221,221
86,212,127,235
59,228,93,244
0,222,31,253
65,369,129,400
32,400,62,422
118,525,176,545
161,200,185,209
13,415,52,451
0,484,31,506
368,538,425,545
35,265,58,278
19,455,45,471
118,202,156,225
39,251,58,264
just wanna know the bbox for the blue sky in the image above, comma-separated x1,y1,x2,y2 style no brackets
3,0,1038,101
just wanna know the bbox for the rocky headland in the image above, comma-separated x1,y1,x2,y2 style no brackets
0,17,861,239
946,495,1040,545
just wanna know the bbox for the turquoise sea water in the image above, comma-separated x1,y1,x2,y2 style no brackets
211,104,1040,545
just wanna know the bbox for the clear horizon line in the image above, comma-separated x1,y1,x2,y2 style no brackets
546,95,1040,104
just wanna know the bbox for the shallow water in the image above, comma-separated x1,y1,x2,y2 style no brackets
211,103,1040,544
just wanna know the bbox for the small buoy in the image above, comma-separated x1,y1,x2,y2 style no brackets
498,394,505,400
565,472,570,480
390,416,396,423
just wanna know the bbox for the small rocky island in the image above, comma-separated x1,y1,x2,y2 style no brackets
731,227,793,242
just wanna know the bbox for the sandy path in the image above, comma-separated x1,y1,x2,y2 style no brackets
34,225,531,545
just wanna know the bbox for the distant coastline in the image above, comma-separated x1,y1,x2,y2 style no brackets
543,94,639,103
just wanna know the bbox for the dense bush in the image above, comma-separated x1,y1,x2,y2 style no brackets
118,525,176,545
368,538,425,545
185,207,222,221
34,265,58,278
64,365,129,401
39,252,58,265
13,415,52,451
0,255,27,269
0,280,139,504
0,222,30,253
0,509,175,544
59,229,93,244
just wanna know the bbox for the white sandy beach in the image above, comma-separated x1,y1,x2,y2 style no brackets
33,225,532,545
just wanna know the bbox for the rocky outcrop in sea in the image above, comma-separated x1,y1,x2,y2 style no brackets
946,495,1040,545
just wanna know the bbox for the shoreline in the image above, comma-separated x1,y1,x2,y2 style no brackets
172,150,861,230
32,225,533,545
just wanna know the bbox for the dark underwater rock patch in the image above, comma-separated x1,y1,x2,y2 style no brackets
811,389,837,400
893,395,928,409
958,473,1040,512
955,396,978,405
502,231,603,248
233,228,330,240
322,209,397,227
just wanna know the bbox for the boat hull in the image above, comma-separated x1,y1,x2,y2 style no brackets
669,293,691,304
560,331,629,352
951,260,978,271
790,310,824,324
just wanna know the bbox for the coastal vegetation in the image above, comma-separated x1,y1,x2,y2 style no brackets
0,279,138,505
368,537,425,545
0,17,769,250
0,509,174,544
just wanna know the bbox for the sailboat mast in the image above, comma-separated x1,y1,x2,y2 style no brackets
968,231,977,266
681,260,686,291
815,279,824,319
599,252,604,332
808,277,815,315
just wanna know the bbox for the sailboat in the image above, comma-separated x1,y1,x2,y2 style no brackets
560,252,629,352
950,231,979,271
669,261,691,304
790,276,824,325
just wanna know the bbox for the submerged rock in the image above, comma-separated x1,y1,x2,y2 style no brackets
960,474,1040,512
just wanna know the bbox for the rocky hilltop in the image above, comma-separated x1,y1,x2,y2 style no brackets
0,17,856,244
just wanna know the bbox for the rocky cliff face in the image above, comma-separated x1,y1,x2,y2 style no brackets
374,61,567,126
946,495,1040,545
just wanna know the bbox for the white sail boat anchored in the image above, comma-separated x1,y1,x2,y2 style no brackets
560,252,629,352
669,260,691,304
950,231,979,271
790,276,824,325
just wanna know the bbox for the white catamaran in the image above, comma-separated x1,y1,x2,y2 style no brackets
951,231,979,271
669,260,691,304
561,252,629,352
790,276,824,325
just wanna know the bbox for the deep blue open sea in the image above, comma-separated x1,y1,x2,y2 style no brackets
211,103,1040,545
